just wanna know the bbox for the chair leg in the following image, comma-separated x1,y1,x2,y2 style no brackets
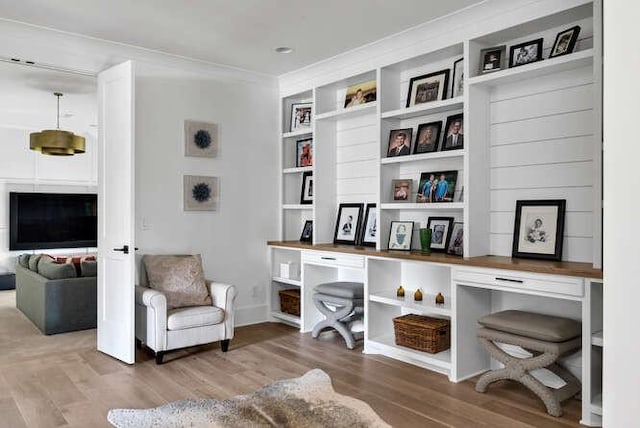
155,351,165,365
221,339,230,352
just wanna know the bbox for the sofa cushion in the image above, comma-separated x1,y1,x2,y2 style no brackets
80,260,98,277
143,254,212,309
477,310,581,343
18,254,31,268
54,255,97,276
28,254,42,271
38,257,77,280
167,306,224,330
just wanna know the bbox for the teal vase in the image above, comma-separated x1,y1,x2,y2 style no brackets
420,228,432,254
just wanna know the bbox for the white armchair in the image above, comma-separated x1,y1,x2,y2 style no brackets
135,280,237,364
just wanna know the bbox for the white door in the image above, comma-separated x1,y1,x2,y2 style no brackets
97,61,135,364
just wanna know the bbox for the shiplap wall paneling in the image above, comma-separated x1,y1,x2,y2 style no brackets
313,115,337,244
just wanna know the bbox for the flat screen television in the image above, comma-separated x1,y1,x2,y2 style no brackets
9,192,98,250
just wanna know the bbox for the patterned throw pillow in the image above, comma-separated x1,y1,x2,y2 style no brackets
54,255,97,276
143,254,211,309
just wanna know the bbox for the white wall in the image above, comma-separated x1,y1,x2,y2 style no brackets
135,64,279,326
603,0,640,424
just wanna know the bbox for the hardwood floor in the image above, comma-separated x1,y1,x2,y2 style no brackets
0,290,582,427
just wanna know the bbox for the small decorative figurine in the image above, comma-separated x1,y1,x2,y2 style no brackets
397,285,405,297
435,292,445,305
414,288,423,301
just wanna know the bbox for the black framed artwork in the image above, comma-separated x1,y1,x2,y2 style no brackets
512,199,566,261
388,221,414,251
442,114,464,151
447,222,464,256
509,38,543,68
452,57,464,98
359,204,377,247
300,220,313,242
406,69,450,107
387,128,413,157
427,217,454,252
414,121,442,154
549,26,581,58
333,203,364,245
300,171,313,204
479,45,506,74
290,102,312,132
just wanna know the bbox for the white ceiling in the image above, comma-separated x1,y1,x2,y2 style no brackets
0,0,483,75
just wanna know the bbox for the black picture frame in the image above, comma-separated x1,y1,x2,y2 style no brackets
388,221,414,251
479,45,506,74
452,57,464,98
512,199,566,261
296,138,313,167
416,170,458,203
406,69,450,107
333,203,364,245
427,217,454,252
549,26,581,58
442,114,464,151
300,220,313,243
289,102,312,132
300,171,313,204
387,128,413,157
359,204,377,247
509,38,543,68
447,222,464,256
414,121,442,154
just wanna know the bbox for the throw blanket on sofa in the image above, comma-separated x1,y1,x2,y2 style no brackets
107,369,390,427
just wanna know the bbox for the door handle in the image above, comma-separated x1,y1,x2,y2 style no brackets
113,245,138,254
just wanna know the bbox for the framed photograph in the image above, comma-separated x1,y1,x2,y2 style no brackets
392,179,413,202
333,203,364,245
406,69,450,108
442,113,464,151
427,217,454,252
359,204,377,247
387,128,413,157
416,170,458,203
414,121,442,154
452,58,464,98
509,38,543,68
344,80,377,108
296,138,313,167
300,171,313,204
512,199,566,261
388,221,414,251
184,120,218,158
290,102,312,132
479,45,506,74
300,220,313,243
447,222,464,256
183,175,218,211
549,26,581,58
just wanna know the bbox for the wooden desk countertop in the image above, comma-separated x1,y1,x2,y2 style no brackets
267,241,603,279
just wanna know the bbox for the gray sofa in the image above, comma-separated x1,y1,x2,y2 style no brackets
15,261,97,335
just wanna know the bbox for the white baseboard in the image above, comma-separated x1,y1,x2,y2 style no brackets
235,304,269,327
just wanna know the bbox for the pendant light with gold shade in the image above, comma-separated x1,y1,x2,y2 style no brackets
30,92,85,156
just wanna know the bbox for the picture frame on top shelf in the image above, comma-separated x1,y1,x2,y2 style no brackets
184,120,218,158
387,128,413,157
392,179,413,202
414,121,442,154
296,138,313,167
452,58,464,98
479,45,506,74
300,171,313,204
359,204,377,247
344,80,377,108
388,221,414,251
427,217,454,252
333,203,364,245
509,38,543,68
512,199,566,261
442,113,464,151
406,69,449,107
416,170,457,203
447,222,464,256
289,102,312,132
300,220,313,243
549,26,581,58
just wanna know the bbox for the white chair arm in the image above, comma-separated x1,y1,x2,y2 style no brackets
206,281,237,340
135,285,167,351
135,285,167,309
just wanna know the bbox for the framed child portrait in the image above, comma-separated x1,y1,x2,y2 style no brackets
296,138,313,167
427,217,454,252
333,203,364,245
512,199,566,261
359,204,377,247
388,221,414,251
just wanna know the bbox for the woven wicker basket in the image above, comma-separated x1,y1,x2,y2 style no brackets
278,289,300,316
393,314,450,354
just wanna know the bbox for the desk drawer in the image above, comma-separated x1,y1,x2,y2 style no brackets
453,268,584,297
303,251,364,269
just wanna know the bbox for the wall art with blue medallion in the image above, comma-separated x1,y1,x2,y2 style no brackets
184,120,218,158
183,175,218,211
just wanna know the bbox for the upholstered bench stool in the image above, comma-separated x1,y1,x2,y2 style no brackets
475,310,581,417
311,281,364,350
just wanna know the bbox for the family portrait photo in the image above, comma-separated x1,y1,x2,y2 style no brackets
512,199,566,261
427,217,454,252
290,102,312,132
387,128,413,157
442,114,464,150
296,138,313,167
392,179,413,201
416,170,458,203
406,69,449,107
344,80,377,108
388,221,414,251
414,121,441,154
479,45,505,73
509,38,543,67
333,203,363,245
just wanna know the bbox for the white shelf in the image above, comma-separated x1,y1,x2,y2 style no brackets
381,150,464,165
271,311,301,326
315,102,377,121
367,334,451,369
282,129,312,139
591,393,602,416
468,49,594,87
272,277,302,287
380,202,464,210
283,166,313,174
381,97,464,120
591,330,603,347
282,204,313,210
370,290,451,316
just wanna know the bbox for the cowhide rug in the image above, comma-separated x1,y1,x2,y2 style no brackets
107,368,390,427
